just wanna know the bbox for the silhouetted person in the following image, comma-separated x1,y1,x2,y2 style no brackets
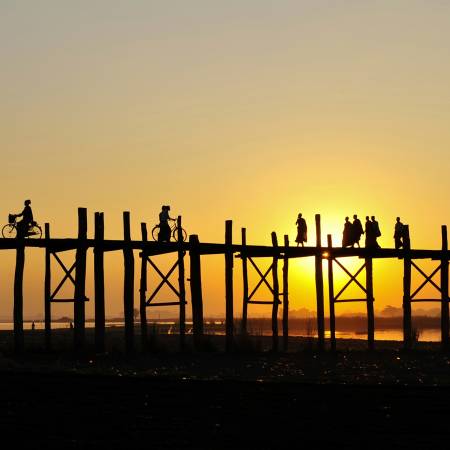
351,215,364,248
158,205,174,242
365,216,378,248
342,216,353,247
15,199,33,238
295,213,307,247
31,321,35,331
371,215,381,248
69,321,73,330
394,217,404,249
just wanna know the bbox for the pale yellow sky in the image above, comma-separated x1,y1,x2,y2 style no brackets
1,1,450,319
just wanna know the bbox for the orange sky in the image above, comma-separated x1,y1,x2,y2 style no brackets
1,1,450,319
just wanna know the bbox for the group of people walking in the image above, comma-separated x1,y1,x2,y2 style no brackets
295,213,407,249
342,215,381,248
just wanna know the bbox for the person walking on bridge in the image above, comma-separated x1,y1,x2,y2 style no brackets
295,213,307,247
394,217,404,249
371,215,381,248
342,217,353,247
351,215,364,248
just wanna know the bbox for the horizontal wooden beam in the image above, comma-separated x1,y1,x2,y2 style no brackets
146,301,187,307
1,238,450,261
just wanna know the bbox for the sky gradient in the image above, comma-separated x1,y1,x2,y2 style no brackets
1,1,450,319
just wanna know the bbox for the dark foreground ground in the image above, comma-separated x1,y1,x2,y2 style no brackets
1,370,449,449
1,332,450,448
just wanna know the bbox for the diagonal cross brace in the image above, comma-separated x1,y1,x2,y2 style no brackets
50,253,77,300
146,257,180,305
248,257,274,300
410,261,442,299
334,259,367,301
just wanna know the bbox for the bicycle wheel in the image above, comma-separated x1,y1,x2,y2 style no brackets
151,225,160,241
2,224,17,238
172,226,187,242
28,225,42,239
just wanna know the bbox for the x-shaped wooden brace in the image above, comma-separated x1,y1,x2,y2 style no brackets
247,257,274,301
410,261,442,300
146,257,180,305
333,259,367,301
50,253,77,300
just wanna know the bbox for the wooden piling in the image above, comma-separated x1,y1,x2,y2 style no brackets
441,225,449,350
271,232,280,352
189,235,204,348
315,214,325,351
74,207,87,351
139,223,148,350
241,228,249,334
14,239,25,353
44,223,51,351
403,225,412,350
177,216,186,351
123,211,135,354
366,257,375,350
327,234,336,351
282,234,289,352
94,212,105,353
225,220,234,351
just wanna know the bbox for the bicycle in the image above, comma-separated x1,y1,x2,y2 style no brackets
151,219,187,242
2,214,42,239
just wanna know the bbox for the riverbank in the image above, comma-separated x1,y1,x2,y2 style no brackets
1,329,449,448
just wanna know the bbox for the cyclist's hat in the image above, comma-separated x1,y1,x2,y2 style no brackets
25,199,31,205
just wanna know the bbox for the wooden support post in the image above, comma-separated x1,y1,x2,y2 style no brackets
315,214,325,351
14,239,25,353
44,223,51,351
139,223,148,350
403,225,412,350
327,234,336,352
94,212,105,353
74,207,87,351
441,225,449,350
177,216,186,351
241,228,249,334
271,232,280,352
282,235,289,352
366,257,375,351
225,220,234,352
189,235,204,348
123,211,135,354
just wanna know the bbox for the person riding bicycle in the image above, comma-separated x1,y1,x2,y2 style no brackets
15,199,34,238
158,205,174,242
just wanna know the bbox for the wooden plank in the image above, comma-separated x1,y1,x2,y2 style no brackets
315,214,325,351
44,223,51,351
282,235,289,352
177,216,186,351
241,228,249,334
74,207,87,351
327,235,336,352
123,211,135,354
94,212,105,353
139,223,148,350
271,232,279,352
14,240,25,353
403,225,412,350
225,220,234,352
148,301,186,307
189,235,204,348
334,299,368,303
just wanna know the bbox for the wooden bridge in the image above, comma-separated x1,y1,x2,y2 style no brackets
2,208,449,353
